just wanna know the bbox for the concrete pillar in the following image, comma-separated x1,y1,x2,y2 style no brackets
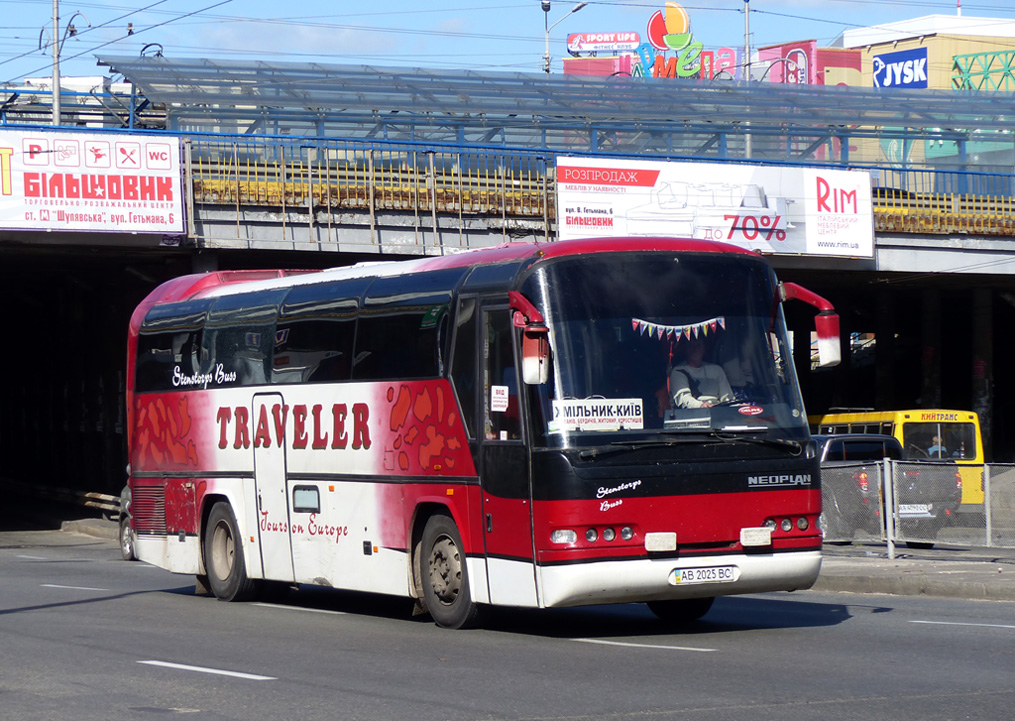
972,288,993,459
875,289,896,409
921,288,942,408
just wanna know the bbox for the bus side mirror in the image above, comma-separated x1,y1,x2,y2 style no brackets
509,290,551,384
813,311,840,368
521,326,551,385
779,282,841,368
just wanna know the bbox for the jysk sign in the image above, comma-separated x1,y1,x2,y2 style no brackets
872,47,928,88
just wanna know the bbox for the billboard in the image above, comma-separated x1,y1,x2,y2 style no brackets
873,47,928,88
567,32,640,55
556,157,874,258
0,130,184,234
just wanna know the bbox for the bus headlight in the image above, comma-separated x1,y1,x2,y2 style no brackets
797,517,809,531
763,519,777,531
551,529,577,544
602,528,616,542
620,526,634,540
585,528,598,543
780,518,793,532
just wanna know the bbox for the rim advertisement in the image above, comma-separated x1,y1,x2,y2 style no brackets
556,157,874,258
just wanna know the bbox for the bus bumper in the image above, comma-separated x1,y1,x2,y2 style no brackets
537,550,822,608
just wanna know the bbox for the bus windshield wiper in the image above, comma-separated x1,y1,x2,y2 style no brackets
577,437,713,460
708,430,802,454
577,430,802,460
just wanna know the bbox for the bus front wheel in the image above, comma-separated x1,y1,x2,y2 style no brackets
647,597,715,624
420,514,482,629
204,502,258,602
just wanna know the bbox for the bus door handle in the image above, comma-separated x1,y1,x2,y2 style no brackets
486,513,493,533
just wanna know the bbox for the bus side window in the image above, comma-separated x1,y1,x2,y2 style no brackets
450,299,477,439
484,308,521,441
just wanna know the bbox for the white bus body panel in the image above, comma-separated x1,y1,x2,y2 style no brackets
538,551,822,608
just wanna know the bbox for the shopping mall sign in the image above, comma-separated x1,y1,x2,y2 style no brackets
567,32,640,55
556,157,874,258
0,129,184,234
636,1,738,79
872,47,928,88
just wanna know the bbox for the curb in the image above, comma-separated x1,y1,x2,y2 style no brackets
61,518,119,543
814,559,1015,601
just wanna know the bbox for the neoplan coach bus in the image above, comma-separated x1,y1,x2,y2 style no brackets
126,237,840,628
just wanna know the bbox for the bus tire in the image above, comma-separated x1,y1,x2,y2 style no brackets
119,516,137,561
204,502,258,602
647,596,714,624
420,513,481,629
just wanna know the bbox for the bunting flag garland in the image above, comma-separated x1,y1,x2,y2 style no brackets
631,316,726,343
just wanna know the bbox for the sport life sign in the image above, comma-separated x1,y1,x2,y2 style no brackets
0,129,184,234
872,47,928,89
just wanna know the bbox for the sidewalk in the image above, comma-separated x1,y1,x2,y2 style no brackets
815,544,1015,601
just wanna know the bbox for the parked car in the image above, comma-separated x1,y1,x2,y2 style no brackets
814,433,962,548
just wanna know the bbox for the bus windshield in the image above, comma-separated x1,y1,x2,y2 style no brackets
901,422,977,460
521,252,807,447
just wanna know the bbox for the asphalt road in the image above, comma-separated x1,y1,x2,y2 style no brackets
2,529,1014,721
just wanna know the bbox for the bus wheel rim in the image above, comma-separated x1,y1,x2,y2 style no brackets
428,535,462,606
211,522,235,581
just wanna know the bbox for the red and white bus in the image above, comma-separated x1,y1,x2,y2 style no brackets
126,237,840,628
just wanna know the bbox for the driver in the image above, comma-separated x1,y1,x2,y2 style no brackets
670,337,733,409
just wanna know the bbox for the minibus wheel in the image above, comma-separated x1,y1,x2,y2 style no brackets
204,502,258,602
421,513,482,629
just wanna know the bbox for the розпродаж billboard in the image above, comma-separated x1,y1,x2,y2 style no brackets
556,157,873,258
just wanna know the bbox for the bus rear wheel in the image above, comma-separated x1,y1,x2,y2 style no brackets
421,514,481,629
204,502,258,602
647,597,714,624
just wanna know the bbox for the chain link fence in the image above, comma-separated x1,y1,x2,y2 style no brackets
821,461,1015,549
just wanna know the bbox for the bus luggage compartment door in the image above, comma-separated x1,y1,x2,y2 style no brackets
253,393,296,583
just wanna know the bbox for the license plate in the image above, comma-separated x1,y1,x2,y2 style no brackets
899,504,932,517
668,565,740,585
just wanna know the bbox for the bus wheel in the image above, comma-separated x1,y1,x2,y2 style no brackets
119,516,137,561
647,597,714,624
204,502,258,602
421,514,481,629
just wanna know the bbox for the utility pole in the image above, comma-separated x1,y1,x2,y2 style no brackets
52,0,60,125
743,0,751,158
743,0,750,82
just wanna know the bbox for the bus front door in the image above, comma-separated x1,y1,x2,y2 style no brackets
252,393,295,583
478,306,538,607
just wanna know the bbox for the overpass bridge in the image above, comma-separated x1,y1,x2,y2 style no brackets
3,58,1015,505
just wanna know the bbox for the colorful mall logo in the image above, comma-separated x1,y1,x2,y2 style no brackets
646,1,692,52
636,1,737,80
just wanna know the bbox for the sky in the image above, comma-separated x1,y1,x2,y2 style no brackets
3,0,1015,86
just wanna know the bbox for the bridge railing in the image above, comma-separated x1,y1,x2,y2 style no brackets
186,136,554,220
182,133,1015,239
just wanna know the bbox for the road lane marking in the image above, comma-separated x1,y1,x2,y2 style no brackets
41,584,109,591
17,555,48,560
911,620,1015,630
574,638,716,652
252,602,346,615
138,660,276,681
